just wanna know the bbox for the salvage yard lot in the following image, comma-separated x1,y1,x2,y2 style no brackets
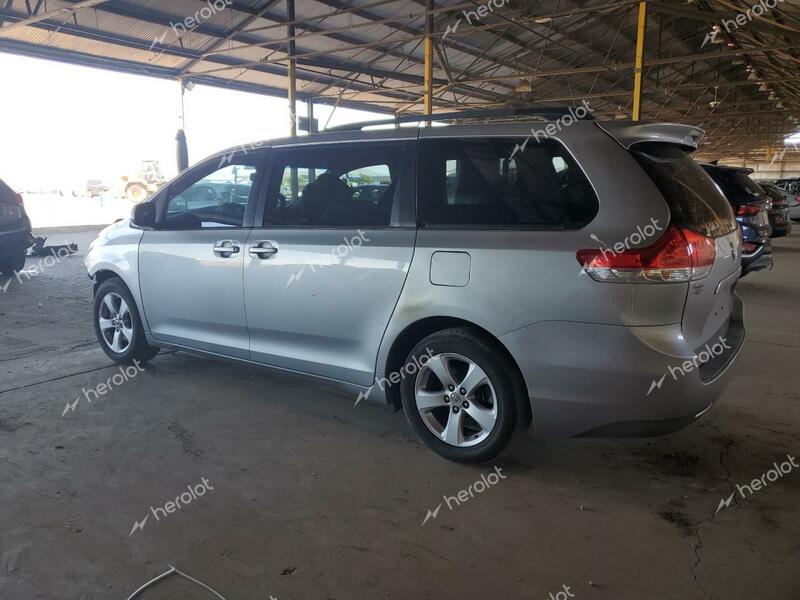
1,226,799,599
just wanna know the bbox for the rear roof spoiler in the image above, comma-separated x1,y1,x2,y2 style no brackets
596,122,705,151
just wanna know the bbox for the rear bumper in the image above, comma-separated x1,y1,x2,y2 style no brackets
500,294,745,438
0,227,34,255
742,242,773,275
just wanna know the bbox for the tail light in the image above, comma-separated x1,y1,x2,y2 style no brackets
795,195,800,206
742,242,758,254
577,226,716,283
736,205,760,216
13,193,24,207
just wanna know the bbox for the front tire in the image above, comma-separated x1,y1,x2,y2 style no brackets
400,327,520,464
94,277,159,364
126,183,148,203
0,249,26,275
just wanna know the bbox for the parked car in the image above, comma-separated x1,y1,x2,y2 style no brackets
86,113,744,463
701,164,773,276
773,179,800,219
0,178,34,275
86,179,111,197
774,178,800,192
760,182,792,237
785,187,800,222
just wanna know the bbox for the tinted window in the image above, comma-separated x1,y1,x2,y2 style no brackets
164,157,260,229
0,179,16,204
417,138,598,228
264,143,404,227
632,144,737,239
703,168,767,205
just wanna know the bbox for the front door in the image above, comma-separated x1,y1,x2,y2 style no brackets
139,152,265,359
243,138,416,385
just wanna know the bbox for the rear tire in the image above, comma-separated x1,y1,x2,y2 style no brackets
0,249,26,275
94,277,159,365
400,327,520,464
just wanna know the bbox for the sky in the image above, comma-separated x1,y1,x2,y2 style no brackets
0,53,385,192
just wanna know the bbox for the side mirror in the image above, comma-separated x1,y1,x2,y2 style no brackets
131,202,156,229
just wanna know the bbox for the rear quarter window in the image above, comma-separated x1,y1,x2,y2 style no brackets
631,143,737,239
417,138,598,229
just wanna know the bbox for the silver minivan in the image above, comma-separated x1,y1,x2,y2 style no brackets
86,112,745,463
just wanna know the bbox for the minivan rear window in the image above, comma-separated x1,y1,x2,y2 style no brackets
703,167,767,205
418,138,599,229
631,143,737,239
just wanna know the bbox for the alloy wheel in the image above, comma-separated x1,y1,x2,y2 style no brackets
414,353,498,448
98,292,133,354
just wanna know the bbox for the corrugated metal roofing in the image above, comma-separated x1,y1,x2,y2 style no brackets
1,0,799,159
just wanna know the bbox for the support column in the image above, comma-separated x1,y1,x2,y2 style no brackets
307,97,316,133
287,0,297,137
287,0,298,200
308,97,316,183
423,0,434,122
632,1,647,121
176,79,189,172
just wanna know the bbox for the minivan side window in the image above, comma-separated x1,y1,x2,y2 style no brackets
162,156,261,230
264,142,404,227
418,138,598,228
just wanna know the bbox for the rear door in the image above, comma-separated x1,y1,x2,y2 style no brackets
631,144,741,351
243,136,417,386
138,151,265,359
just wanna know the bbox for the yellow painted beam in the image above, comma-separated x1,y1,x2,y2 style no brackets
632,1,647,121
424,35,434,119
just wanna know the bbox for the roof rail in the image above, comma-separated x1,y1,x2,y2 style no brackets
325,106,595,132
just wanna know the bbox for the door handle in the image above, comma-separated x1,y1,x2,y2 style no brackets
213,241,241,257
249,241,279,259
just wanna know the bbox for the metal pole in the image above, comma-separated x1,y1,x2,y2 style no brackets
307,97,316,133
179,79,186,131
176,79,189,173
423,0,433,122
632,1,647,121
287,0,298,200
287,0,297,137
308,97,316,183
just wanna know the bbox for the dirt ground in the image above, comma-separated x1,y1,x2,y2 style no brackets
1,226,799,599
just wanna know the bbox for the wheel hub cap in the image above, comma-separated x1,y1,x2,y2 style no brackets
414,352,498,448
98,292,133,354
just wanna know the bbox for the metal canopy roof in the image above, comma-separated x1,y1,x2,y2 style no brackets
1,0,799,159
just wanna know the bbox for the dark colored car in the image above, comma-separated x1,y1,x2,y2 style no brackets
701,164,772,276
0,178,34,275
761,182,792,237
